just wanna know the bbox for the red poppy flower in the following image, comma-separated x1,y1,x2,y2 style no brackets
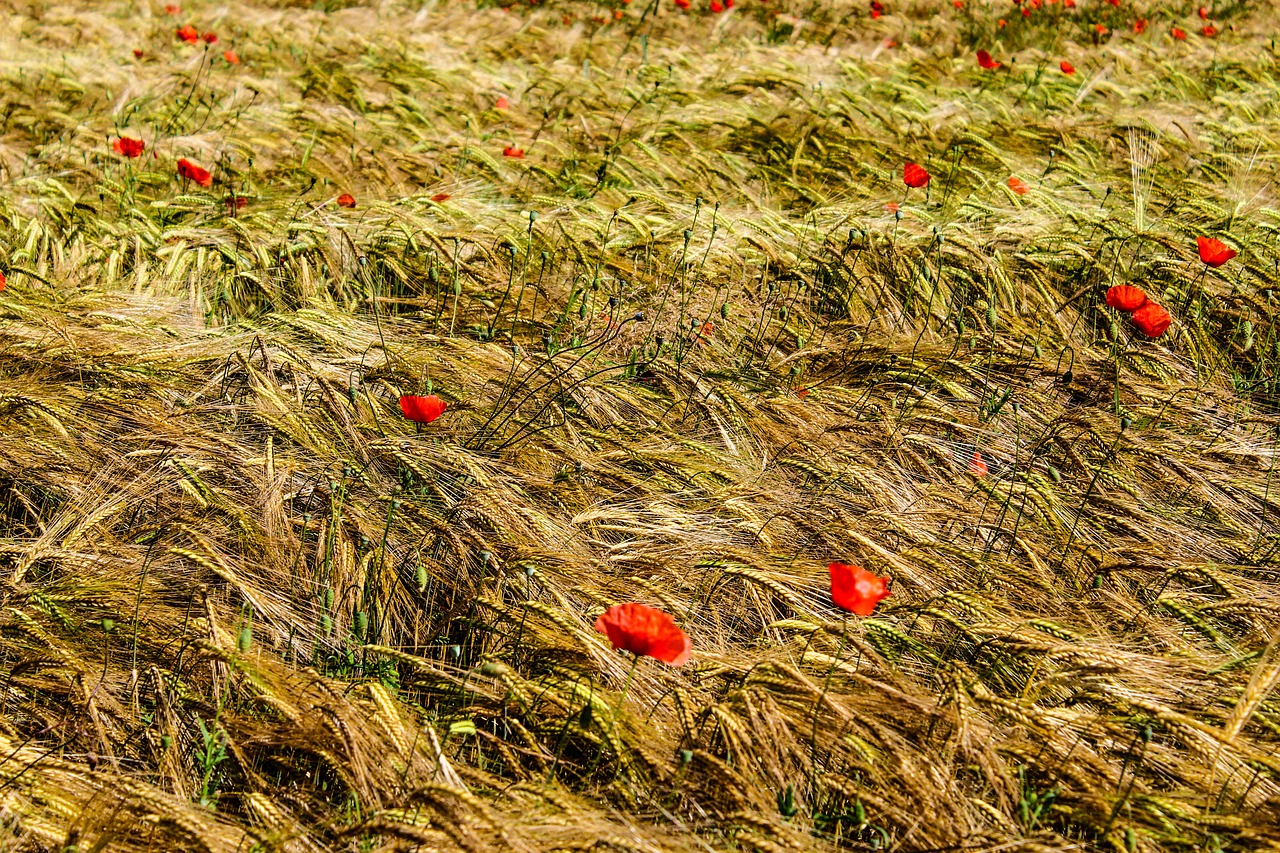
1197,236,1236,268
885,201,900,214
903,162,930,188
1172,27,1187,39
132,49,145,58
336,193,356,209
399,394,447,424
495,96,509,110
1105,0,1118,6
1060,60,1075,74
1133,18,1147,33
1198,5,1209,18
1131,302,1172,338
997,18,1007,27
976,50,1001,69
165,3,180,13
1094,22,1107,34
431,192,452,202
594,603,691,665
969,451,989,477
1200,25,1217,37
202,31,217,44
226,195,247,212
711,0,724,11
954,0,962,6
795,387,809,398
1105,284,1148,312
223,50,240,64
113,137,145,158
1063,0,1075,7
675,0,689,8
1007,176,1029,195
828,562,891,616
870,8,882,17
176,158,212,187
0,271,6,291
503,146,525,158
176,25,199,44
1020,7,1030,16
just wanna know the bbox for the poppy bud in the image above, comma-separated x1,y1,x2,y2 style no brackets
102,618,115,633
1048,465,1061,483
683,229,693,242
680,748,693,764
1092,574,1103,589
656,335,665,347
579,703,593,727
325,588,335,609
354,611,368,638
416,562,429,592
1120,416,1132,431
161,735,173,749
720,303,729,318
524,565,536,578
238,625,252,653
986,305,997,328
1062,370,1073,384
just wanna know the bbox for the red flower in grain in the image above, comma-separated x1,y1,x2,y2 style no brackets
795,387,809,398
495,96,509,109
998,18,1007,27
176,158,212,187
432,192,452,202
903,162,929,188
1171,27,1187,40
337,193,356,208
1094,22,1107,34
165,3,180,13
223,50,240,64
954,0,962,7
711,0,724,11
202,31,218,44
1197,236,1236,268
133,49,145,58
675,0,690,8
0,271,6,291
976,50,1001,69
1133,18,1147,33
1105,284,1148,312
828,562,891,617
226,195,247,212
1007,176,1029,195
399,394,447,424
969,451,989,477
1198,5,1209,18
113,137,145,158
594,603,691,665
176,25,199,44
1200,25,1217,37
503,146,525,158
1060,60,1075,74
1132,302,1172,338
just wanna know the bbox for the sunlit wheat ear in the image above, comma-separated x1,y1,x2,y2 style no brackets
1126,128,1160,234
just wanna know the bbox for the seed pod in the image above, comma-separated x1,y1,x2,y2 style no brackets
101,618,115,633
778,306,788,319
954,316,965,335
986,304,997,329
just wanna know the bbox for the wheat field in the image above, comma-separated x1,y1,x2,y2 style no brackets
1,0,1279,850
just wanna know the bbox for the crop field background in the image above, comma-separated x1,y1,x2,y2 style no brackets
1,0,1280,850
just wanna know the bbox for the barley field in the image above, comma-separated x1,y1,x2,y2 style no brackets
1,0,1279,851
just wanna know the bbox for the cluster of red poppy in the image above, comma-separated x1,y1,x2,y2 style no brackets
673,0,733,10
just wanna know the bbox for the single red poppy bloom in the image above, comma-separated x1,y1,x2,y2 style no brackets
0,271,6,291
828,562,891,617
1133,18,1147,33
202,31,218,44
223,50,240,64
226,195,247,212
1132,302,1172,338
176,25,199,44
1197,236,1236,268
1105,284,1148,312
977,50,1001,69
675,0,690,8
903,162,930,188
399,394,447,424
113,137,145,158
165,3,180,13
1063,0,1075,6
711,0,724,11
495,96,509,110
337,193,357,208
1198,5,1209,18
176,158,212,187
594,603,691,665
132,48,145,58
1172,27,1187,39
1200,25,1217,37
954,0,963,7
884,201,900,214
503,146,525,158
1007,176,1029,195
998,18,1007,27
431,192,452,202
1060,60,1075,74
1020,7,1030,16
1105,0,1118,6
969,451,989,478
1094,23,1107,34
795,387,809,398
